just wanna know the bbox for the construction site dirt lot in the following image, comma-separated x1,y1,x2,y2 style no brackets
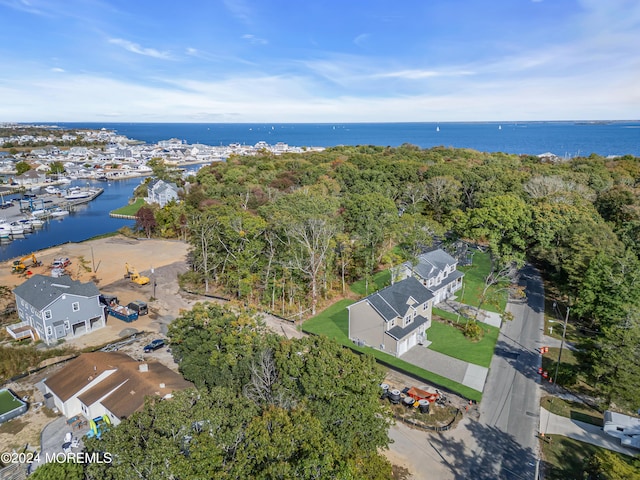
0,235,305,455
0,236,197,453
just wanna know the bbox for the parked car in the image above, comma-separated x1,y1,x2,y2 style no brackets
127,300,148,316
143,339,165,353
51,257,71,268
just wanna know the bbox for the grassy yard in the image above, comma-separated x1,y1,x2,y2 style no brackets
350,270,391,296
457,250,507,313
303,299,484,402
428,317,499,368
110,198,145,217
541,395,603,427
541,347,579,387
540,435,639,479
302,299,353,339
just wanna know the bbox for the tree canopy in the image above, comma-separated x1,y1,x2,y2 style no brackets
83,303,392,479
138,144,640,409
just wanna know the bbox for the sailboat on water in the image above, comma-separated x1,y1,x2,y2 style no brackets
436,125,440,132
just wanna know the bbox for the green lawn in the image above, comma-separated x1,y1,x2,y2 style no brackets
540,435,639,479
110,198,145,216
0,389,23,414
541,396,603,427
428,316,499,368
541,347,579,387
303,299,353,339
458,251,507,313
303,299,484,402
350,270,391,296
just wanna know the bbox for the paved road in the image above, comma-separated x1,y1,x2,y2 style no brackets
474,264,545,479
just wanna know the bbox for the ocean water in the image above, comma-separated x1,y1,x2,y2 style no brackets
54,121,640,157
2,120,638,260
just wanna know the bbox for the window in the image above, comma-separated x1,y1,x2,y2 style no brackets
46,326,52,336
64,321,70,330
44,310,52,320
72,302,80,312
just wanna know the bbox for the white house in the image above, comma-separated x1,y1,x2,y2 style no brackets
604,410,640,449
394,248,464,305
146,179,179,207
347,277,434,357
43,352,193,426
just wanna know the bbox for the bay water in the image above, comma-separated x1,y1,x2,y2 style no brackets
2,120,638,260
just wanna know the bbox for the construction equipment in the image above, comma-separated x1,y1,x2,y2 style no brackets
12,254,41,273
124,263,150,286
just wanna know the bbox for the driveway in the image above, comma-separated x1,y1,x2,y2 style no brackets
30,415,91,471
540,408,638,456
401,346,488,393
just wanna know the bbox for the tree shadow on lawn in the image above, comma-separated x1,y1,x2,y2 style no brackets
328,307,349,338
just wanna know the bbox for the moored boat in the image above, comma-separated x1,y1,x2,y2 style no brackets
50,208,69,217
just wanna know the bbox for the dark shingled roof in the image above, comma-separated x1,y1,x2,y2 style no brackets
366,276,433,322
13,274,100,310
386,314,430,340
406,248,458,282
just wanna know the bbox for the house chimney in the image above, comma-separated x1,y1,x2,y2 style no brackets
139,363,148,373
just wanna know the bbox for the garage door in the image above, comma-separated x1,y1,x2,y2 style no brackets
397,339,408,356
407,333,417,350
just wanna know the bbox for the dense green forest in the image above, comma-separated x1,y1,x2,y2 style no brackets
136,145,640,411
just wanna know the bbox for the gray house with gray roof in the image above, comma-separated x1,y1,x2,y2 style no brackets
394,248,464,305
347,276,434,357
10,275,105,345
147,179,179,207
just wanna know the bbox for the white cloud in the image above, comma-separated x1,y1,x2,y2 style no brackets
0,0,49,16
353,33,370,47
108,38,172,59
223,0,253,23
241,34,267,45
375,69,475,79
0,64,636,123
50,67,65,72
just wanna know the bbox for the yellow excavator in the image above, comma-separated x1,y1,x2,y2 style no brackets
12,254,41,273
124,263,150,286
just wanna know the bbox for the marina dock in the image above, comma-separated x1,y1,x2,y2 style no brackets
0,187,104,239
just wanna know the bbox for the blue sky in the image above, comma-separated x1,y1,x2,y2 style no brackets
0,0,638,122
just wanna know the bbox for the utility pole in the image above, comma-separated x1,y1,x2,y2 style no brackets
554,305,570,388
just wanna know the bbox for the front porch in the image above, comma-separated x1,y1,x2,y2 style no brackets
6,321,38,341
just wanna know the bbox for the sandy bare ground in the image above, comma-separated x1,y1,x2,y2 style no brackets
0,235,307,455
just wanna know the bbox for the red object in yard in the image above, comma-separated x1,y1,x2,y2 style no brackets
542,371,549,378
406,386,439,402
538,367,543,374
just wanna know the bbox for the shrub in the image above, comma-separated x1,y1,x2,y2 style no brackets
463,322,483,341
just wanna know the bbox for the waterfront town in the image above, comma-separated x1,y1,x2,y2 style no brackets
0,123,324,185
